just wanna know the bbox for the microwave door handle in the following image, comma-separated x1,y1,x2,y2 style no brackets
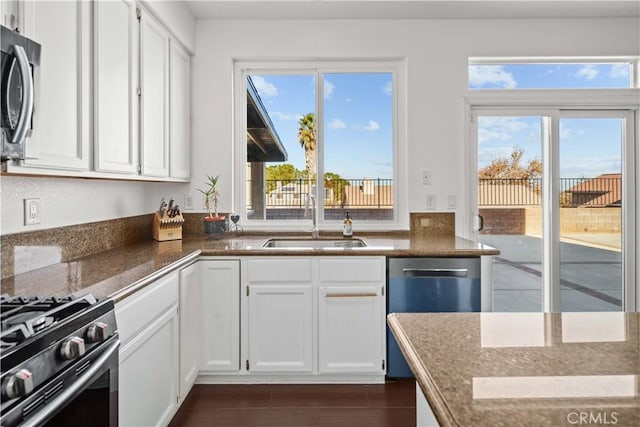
20,339,120,427
10,44,34,144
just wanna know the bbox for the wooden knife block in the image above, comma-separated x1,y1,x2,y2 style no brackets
152,212,184,241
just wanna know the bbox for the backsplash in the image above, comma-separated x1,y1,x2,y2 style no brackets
409,212,455,238
1,215,152,280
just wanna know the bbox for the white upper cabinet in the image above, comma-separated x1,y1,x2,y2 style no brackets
21,0,90,171
169,40,191,179
94,0,138,174
139,9,169,177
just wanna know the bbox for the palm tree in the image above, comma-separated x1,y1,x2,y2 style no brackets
297,112,317,182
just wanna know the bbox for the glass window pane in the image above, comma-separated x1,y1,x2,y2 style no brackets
559,117,623,311
245,74,316,221
322,73,394,221
477,116,544,312
469,63,632,89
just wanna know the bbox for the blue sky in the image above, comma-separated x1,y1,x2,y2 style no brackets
473,63,629,178
249,73,393,179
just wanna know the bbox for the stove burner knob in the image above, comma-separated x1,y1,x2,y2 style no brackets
86,322,109,343
59,336,86,361
4,369,34,399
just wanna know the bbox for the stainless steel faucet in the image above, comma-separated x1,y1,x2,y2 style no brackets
307,193,319,238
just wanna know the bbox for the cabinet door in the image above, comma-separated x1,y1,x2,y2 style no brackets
318,285,385,373
200,260,240,371
179,263,198,398
119,307,179,427
94,0,138,174
169,40,190,179
139,9,169,177
21,0,90,170
248,284,313,372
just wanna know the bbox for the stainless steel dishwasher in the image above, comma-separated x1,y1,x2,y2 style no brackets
387,257,481,378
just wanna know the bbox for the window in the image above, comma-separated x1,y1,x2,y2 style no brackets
236,61,403,228
467,57,638,312
469,58,636,89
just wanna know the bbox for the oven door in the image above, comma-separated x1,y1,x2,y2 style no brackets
18,334,119,427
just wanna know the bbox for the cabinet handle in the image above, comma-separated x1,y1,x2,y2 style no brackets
323,291,378,298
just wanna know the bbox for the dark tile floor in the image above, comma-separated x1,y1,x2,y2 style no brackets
169,381,416,427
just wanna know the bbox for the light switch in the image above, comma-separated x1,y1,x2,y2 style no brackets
422,170,432,185
426,195,436,210
447,195,456,209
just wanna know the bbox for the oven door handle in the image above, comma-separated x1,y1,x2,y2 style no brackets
22,338,120,427
9,44,34,144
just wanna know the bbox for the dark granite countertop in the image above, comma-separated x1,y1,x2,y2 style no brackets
1,234,498,302
387,312,640,427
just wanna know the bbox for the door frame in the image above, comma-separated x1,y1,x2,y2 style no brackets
465,90,638,312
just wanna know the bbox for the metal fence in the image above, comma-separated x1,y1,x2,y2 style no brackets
248,178,394,209
478,177,622,207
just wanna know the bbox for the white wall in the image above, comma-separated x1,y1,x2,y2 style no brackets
190,17,639,234
0,176,190,234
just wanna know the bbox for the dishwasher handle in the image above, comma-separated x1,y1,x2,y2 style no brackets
402,268,468,278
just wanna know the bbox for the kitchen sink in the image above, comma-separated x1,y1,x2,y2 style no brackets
262,238,367,249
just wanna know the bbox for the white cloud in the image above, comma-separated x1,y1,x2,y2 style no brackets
324,80,335,99
328,118,346,130
469,65,517,89
382,81,392,95
575,64,598,80
364,120,380,131
478,117,528,144
271,111,302,121
609,64,630,79
251,76,278,98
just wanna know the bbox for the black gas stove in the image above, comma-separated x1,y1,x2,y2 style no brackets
0,294,119,427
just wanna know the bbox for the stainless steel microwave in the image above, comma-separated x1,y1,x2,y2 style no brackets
1,25,40,161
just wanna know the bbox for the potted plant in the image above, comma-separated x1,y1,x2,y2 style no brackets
197,175,227,235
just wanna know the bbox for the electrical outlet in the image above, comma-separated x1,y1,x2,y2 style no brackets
24,198,41,225
184,194,194,210
447,195,457,209
426,194,436,210
422,170,432,185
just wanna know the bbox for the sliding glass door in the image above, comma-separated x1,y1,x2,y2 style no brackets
472,109,635,312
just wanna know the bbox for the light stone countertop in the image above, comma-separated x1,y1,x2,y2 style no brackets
387,312,640,427
1,234,498,302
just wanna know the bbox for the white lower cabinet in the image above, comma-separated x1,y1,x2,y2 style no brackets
116,271,179,427
244,256,385,377
248,284,313,372
246,258,313,373
318,258,386,374
199,259,241,372
179,263,199,399
318,284,384,373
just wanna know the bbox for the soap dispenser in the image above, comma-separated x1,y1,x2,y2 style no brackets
342,211,353,237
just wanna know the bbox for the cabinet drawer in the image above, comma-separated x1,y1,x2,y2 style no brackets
318,258,384,283
116,271,179,345
247,258,312,283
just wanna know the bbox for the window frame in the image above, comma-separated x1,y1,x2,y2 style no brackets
464,90,639,312
233,59,408,231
